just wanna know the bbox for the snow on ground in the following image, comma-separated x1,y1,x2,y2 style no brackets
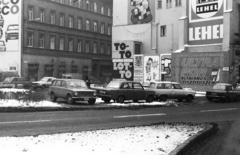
0,88,206,155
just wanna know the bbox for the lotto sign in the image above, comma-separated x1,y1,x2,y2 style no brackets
188,0,226,45
112,59,134,80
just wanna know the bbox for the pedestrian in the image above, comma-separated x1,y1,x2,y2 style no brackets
85,76,91,88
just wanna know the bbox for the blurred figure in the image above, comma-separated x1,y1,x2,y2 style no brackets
85,76,91,88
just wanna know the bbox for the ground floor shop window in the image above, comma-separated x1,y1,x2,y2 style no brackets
28,64,39,82
45,65,54,77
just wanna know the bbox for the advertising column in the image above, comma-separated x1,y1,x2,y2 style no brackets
0,0,22,74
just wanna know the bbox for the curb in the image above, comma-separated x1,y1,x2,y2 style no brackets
169,123,218,155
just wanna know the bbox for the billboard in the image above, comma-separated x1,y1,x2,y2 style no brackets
128,0,155,25
0,0,22,73
188,0,226,45
133,54,143,83
160,54,171,81
143,55,160,83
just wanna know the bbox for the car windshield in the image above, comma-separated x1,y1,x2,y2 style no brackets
3,77,13,83
213,84,227,90
66,81,87,88
8,25,18,30
106,82,121,89
0,41,4,46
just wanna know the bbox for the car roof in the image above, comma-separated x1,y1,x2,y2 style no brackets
54,78,84,82
151,81,179,84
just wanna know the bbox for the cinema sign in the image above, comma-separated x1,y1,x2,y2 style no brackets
188,0,226,45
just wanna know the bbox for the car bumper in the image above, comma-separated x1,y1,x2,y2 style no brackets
72,96,97,101
206,95,225,99
96,94,112,99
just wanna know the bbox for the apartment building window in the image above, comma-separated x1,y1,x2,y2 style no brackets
28,7,34,20
101,23,105,34
69,38,74,51
78,0,82,8
86,41,90,53
60,14,65,26
93,42,97,53
100,44,104,54
160,25,166,37
77,40,82,52
166,0,172,8
60,0,64,4
50,36,55,49
108,8,111,16
40,9,45,22
176,0,181,7
77,18,82,29
86,20,90,31
107,25,111,35
50,11,56,24
107,44,111,55
93,21,98,32
86,0,90,10
39,34,45,48
69,0,74,6
59,38,64,50
27,32,34,47
158,0,162,9
69,16,73,28
94,2,97,13
101,6,104,14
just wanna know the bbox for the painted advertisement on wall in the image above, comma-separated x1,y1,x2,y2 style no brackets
112,41,134,80
128,0,155,25
0,0,21,73
143,55,160,83
160,54,171,81
188,0,226,45
134,54,143,83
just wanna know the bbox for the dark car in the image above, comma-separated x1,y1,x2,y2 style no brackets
148,81,196,102
5,24,19,42
95,80,156,103
48,79,97,105
206,83,240,102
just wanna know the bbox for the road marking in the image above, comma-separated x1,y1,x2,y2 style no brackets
114,113,166,118
200,108,238,113
0,120,51,125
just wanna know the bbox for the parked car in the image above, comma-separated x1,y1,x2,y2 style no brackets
5,24,19,42
0,77,31,89
147,81,196,102
0,15,4,27
48,79,96,105
31,77,56,89
206,83,240,102
95,80,156,103
0,40,6,51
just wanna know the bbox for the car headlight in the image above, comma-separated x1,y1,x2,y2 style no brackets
74,92,78,96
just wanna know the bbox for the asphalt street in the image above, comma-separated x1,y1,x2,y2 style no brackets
0,101,239,137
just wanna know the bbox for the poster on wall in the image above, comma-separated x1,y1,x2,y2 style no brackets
0,0,21,72
160,54,172,81
143,55,160,83
134,55,143,83
188,0,226,45
112,59,134,81
128,0,155,25
179,56,221,85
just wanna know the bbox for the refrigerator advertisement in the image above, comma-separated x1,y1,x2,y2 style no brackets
143,55,160,83
0,0,22,73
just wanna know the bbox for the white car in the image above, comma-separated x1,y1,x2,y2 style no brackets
32,77,56,89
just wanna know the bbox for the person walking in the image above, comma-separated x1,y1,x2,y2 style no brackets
85,76,91,88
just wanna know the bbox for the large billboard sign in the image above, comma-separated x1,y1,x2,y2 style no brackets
0,0,21,73
128,0,155,25
188,0,226,45
134,54,143,83
143,55,160,83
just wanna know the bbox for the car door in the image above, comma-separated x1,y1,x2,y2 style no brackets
163,83,173,99
172,83,184,99
54,80,62,97
46,78,54,87
120,82,132,100
132,82,145,100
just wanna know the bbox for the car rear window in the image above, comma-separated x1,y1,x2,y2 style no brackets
213,84,226,90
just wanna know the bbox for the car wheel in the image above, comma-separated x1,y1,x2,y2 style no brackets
146,95,154,103
186,95,193,102
159,95,167,102
103,98,111,103
133,100,138,102
88,98,96,105
117,95,125,103
51,93,57,102
67,95,75,104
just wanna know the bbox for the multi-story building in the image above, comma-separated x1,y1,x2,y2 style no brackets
112,0,240,91
0,0,113,81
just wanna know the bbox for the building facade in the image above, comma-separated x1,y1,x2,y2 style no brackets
0,0,112,81
112,0,240,91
